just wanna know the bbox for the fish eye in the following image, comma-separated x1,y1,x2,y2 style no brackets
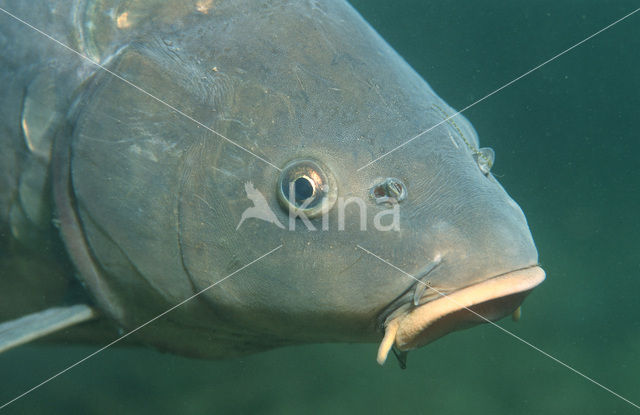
370,178,407,204
277,159,337,218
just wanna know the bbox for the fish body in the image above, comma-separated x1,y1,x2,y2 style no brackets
0,0,544,361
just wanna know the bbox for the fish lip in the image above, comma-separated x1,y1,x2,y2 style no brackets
376,265,545,364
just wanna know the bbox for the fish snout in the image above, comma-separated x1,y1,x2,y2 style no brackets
375,177,544,364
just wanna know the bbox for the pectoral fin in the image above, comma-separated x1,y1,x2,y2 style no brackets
0,304,97,354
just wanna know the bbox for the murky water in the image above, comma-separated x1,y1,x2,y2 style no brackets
1,1,639,413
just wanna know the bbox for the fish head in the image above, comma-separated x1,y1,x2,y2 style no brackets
65,0,543,358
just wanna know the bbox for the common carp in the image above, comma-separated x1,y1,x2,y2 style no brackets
0,0,544,365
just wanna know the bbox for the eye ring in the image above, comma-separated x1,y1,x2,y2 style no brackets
277,159,337,218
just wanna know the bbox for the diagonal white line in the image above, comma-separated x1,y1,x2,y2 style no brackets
0,7,282,172
356,245,640,411
357,7,640,171
0,245,282,411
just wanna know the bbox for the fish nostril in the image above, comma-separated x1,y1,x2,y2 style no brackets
370,178,407,204
473,147,495,175
373,185,386,198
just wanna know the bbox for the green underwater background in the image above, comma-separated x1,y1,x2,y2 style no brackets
1,1,639,413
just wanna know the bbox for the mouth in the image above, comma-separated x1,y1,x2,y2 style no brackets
377,265,545,364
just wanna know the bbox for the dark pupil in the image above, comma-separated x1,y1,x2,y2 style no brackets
294,177,314,202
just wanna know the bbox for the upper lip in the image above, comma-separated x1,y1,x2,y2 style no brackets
376,265,545,364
